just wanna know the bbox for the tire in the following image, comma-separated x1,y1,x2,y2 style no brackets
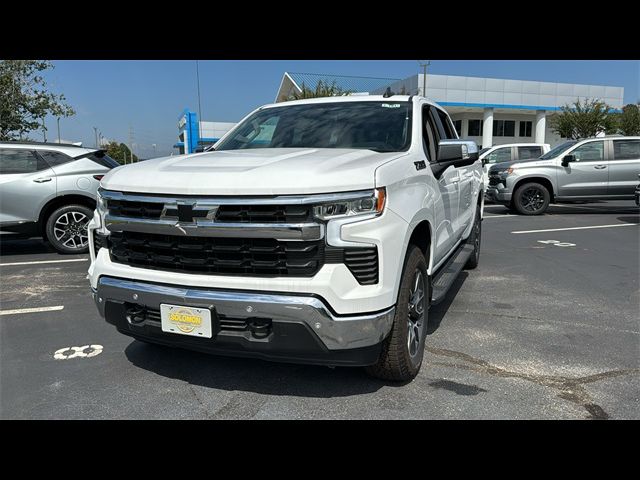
465,203,482,270
366,245,429,382
513,182,550,215
45,204,93,254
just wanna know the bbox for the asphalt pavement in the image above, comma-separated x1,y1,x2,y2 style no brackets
1,200,638,419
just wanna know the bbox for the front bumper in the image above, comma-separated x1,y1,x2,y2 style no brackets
486,186,512,203
93,276,395,366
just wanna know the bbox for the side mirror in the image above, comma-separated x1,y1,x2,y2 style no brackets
437,140,479,163
561,154,576,167
431,140,479,179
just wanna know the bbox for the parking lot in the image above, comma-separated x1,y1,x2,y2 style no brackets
0,200,638,419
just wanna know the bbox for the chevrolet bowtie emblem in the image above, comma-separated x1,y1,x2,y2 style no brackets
160,201,218,223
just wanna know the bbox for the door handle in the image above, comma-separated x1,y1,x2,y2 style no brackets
593,165,607,169
33,177,52,183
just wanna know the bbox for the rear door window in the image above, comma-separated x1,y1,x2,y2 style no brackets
76,151,120,168
612,140,640,160
0,149,49,174
518,146,542,160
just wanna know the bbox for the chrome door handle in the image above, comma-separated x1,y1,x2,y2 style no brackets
594,165,607,169
33,177,52,183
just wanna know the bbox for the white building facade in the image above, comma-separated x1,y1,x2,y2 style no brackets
277,72,625,148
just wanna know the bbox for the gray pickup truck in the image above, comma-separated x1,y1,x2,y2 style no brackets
486,136,640,214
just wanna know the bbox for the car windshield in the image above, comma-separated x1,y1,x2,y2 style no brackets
539,140,577,160
478,147,491,156
215,101,413,153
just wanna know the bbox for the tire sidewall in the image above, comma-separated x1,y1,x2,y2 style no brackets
394,246,430,372
514,182,550,215
45,204,93,254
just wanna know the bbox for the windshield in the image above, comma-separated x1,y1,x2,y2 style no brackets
539,140,577,160
478,147,491,157
215,101,413,153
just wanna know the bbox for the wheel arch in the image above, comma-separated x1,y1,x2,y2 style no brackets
513,176,555,200
38,194,96,237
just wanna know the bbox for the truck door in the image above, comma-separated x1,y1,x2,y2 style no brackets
608,139,640,196
423,106,458,266
431,107,473,240
557,140,608,197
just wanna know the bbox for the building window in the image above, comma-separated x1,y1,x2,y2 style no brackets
519,121,532,137
453,120,462,136
493,120,515,137
468,119,483,136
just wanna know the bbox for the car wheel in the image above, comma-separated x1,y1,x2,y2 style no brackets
513,182,550,215
465,203,482,270
45,204,93,254
365,245,429,382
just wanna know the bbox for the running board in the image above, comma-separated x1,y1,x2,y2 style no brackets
431,243,473,305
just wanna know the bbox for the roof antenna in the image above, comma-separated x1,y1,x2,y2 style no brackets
382,87,394,98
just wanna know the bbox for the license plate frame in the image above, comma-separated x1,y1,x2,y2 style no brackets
160,303,216,339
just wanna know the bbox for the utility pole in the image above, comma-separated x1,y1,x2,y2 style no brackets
57,118,61,143
93,126,98,148
129,125,134,163
42,117,47,142
418,60,431,97
196,60,203,148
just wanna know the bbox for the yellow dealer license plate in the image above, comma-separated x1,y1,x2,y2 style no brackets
160,304,213,338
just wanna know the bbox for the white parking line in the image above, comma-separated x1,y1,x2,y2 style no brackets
484,214,517,218
512,223,638,234
0,258,88,267
0,306,64,316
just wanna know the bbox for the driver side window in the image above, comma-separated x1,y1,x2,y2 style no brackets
422,106,439,163
484,147,512,164
572,141,604,162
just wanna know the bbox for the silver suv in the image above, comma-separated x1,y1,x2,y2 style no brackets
0,142,119,253
486,136,640,214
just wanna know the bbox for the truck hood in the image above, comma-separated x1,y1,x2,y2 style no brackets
101,148,404,195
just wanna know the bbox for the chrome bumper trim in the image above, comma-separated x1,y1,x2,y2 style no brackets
104,214,324,241
95,276,395,350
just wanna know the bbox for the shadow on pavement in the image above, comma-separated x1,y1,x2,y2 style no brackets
616,216,640,224
124,340,389,397
427,271,468,335
0,239,56,257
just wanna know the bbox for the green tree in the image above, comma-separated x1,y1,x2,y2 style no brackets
616,103,640,135
104,141,138,165
288,80,353,100
0,60,75,141
548,98,617,139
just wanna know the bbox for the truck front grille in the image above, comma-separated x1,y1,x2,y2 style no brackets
106,231,378,283
215,204,313,223
488,175,503,187
109,231,324,277
107,199,164,219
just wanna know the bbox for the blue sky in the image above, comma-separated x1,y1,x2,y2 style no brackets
42,60,639,158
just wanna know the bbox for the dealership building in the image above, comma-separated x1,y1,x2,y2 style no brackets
175,72,624,153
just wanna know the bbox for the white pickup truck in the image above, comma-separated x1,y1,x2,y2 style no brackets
88,95,484,381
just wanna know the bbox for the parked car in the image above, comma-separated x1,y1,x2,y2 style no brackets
88,95,484,382
486,137,640,214
0,142,119,253
478,143,550,188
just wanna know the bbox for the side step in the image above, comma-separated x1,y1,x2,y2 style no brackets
431,243,474,305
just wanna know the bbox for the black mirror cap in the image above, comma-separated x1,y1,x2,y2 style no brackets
437,140,479,163
561,154,576,167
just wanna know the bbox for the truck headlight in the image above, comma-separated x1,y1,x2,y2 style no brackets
96,188,110,236
313,188,386,220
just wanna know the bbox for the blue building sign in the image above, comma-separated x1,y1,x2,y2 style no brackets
174,108,200,154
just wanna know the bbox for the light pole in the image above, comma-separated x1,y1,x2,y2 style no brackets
418,60,431,97
57,117,61,143
93,126,98,148
152,144,157,157
196,60,203,148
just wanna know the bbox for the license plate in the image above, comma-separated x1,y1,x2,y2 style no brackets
160,304,213,338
